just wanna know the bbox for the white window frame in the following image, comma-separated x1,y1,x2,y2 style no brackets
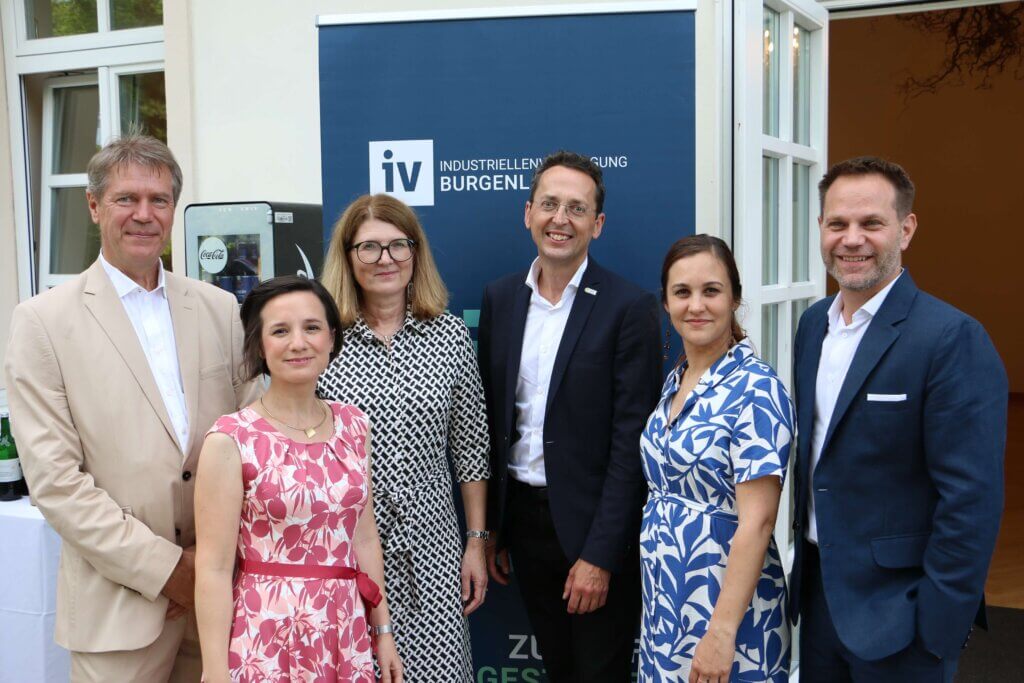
38,73,97,291
107,61,164,140
13,1,163,57
733,0,828,587
36,60,164,290
1,0,164,298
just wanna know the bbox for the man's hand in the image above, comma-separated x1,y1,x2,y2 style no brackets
486,535,510,585
161,545,195,616
562,558,610,614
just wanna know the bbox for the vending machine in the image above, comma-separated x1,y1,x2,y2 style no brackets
184,202,324,303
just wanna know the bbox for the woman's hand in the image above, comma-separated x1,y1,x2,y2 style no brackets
688,626,735,683
461,537,488,615
376,634,404,683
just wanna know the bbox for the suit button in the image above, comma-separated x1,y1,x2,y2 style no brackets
182,471,192,481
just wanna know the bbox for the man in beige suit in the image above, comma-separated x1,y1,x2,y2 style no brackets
4,134,259,682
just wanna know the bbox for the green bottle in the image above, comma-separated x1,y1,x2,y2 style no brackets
0,409,23,501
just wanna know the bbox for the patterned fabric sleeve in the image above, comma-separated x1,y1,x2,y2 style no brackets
448,318,491,482
729,373,795,485
206,412,241,439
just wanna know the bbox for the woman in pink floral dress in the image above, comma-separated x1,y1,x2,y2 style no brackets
195,276,403,683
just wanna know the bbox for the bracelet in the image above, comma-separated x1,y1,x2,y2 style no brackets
465,529,490,541
373,623,394,637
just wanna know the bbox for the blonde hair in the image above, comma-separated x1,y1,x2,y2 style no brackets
321,194,449,326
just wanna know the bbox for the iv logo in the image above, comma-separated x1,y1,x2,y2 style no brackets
368,140,434,206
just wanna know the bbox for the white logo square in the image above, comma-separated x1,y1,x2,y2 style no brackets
368,140,434,206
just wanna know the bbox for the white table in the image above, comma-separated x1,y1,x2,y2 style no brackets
0,497,70,682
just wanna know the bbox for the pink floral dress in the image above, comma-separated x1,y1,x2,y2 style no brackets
208,401,376,682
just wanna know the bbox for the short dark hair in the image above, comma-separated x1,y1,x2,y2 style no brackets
239,275,343,381
529,150,606,214
660,233,745,342
818,156,915,219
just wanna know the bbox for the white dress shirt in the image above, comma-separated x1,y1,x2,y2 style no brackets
508,257,588,486
807,271,903,543
100,252,190,453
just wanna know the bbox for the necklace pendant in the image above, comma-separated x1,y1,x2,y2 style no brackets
304,427,316,438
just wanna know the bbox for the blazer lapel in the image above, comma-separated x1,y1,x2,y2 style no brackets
820,273,916,454
503,282,532,433
82,261,178,447
546,263,599,414
796,303,829,481
167,272,198,455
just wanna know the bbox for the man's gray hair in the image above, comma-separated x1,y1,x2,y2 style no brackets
86,132,183,203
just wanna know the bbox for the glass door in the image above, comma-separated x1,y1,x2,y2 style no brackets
733,0,828,580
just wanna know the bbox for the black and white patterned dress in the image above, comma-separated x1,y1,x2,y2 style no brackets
317,311,489,682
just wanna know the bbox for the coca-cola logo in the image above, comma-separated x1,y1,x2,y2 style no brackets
198,237,228,274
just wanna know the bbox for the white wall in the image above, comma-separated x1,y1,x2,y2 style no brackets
168,0,725,269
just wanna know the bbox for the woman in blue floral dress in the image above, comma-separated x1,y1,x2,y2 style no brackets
639,235,795,682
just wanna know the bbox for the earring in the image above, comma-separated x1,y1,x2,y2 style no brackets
662,326,671,362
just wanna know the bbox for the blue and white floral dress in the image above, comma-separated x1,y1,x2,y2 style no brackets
638,338,795,682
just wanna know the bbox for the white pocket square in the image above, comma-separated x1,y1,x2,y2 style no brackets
867,393,907,402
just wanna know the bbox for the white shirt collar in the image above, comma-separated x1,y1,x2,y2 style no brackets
828,268,904,329
99,251,167,299
524,256,589,294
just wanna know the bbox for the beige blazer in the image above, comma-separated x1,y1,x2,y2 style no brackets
4,260,260,653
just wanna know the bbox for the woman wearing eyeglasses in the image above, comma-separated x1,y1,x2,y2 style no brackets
318,194,489,682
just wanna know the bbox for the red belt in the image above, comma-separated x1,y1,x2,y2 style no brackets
237,559,382,617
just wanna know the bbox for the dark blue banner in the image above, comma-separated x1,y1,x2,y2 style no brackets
319,8,695,679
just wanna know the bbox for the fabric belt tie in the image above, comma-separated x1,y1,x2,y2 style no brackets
237,559,383,617
646,489,739,523
375,472,447,610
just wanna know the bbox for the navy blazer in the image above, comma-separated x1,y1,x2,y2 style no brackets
789,272,1007,661
478,259,662,573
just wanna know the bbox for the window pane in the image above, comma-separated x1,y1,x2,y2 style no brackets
119,72,167,142
24,0,98,39
761,303,779,369
792,162,810,282
791,298,812,349
51,84,100,174
50,187,101,274
793,25,811,145
762,156,779,285
762,7,780,136
110,0,162,30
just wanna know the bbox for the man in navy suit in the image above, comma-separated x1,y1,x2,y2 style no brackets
479,150,661,681
791,156,1007,682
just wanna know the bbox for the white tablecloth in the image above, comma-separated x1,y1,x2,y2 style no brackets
0,497,70,682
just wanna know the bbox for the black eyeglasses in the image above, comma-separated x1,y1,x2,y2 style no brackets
349,239,416,264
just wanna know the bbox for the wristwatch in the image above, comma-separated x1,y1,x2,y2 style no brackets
465,529,490,541
373,623,394,637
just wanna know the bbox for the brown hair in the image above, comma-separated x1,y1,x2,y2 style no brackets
660,234,745,342
239,275,343,381
818,156,916,219
529,150,606,214
87,132,183,203
321,194,449,327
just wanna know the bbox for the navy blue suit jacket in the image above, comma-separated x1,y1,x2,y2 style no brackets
479,259,662,573
790,272,1007,661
